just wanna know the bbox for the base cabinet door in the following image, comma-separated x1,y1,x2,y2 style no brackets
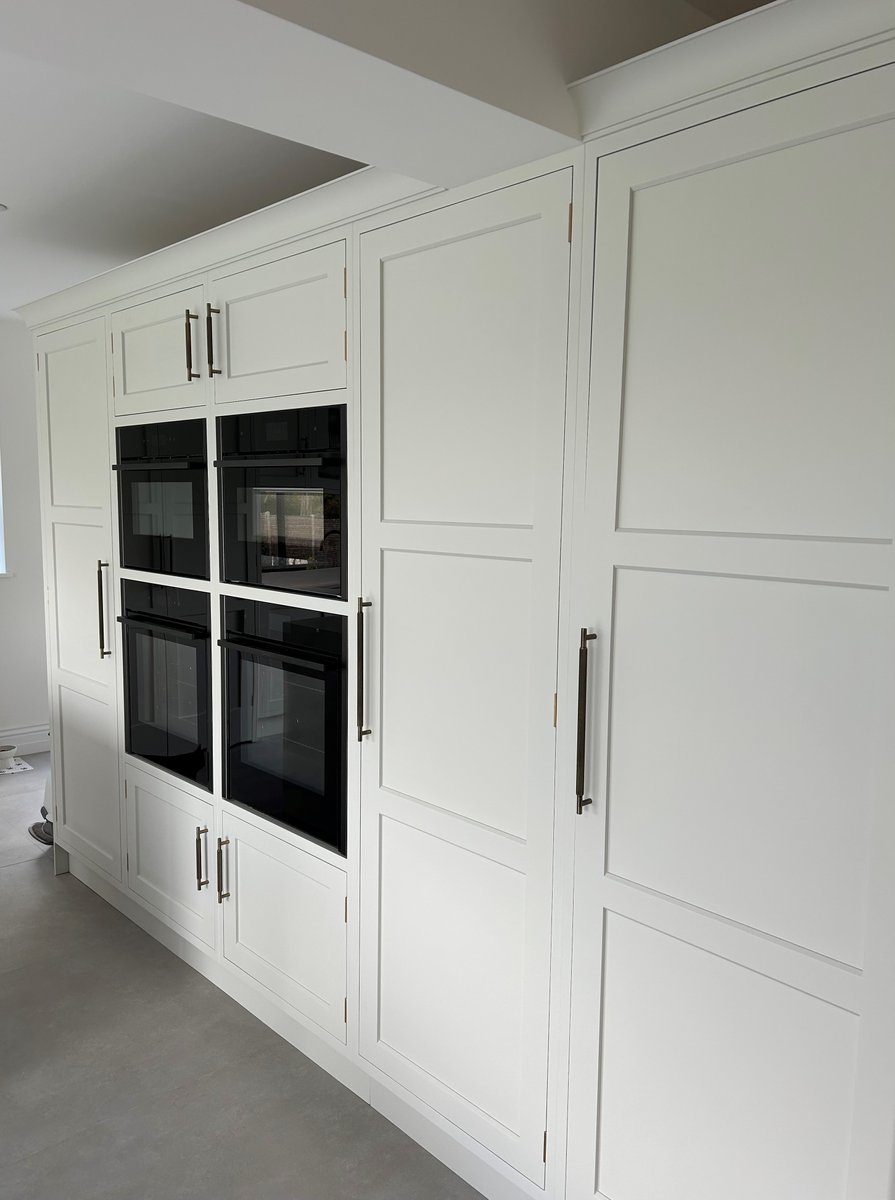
125,766,215,947
111,284,207,415
567,67,895,1200
358,169,573,1185
220,812,347,1043
209,239,347,404
35,318,121,880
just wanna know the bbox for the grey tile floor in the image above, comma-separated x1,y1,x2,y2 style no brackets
0,755,482,1200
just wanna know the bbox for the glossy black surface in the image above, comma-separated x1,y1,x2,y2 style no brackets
222,598,346,855
217,406,345,599
117,419,209,580
120,581,211,790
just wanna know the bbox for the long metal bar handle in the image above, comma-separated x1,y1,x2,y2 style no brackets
216,837,230,903
96,560,112,659
195,826,209,890
576,628,597,815
206,303,221,376
357,598,372,742
184,310,200,381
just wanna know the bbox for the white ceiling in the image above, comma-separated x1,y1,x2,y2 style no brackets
0,0,770,315
0,50,359,312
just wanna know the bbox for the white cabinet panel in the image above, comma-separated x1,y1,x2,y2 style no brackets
615,119,895,540
51,523,111,685
57,686,120,878
360,169,572,1185
379,816,526,1135
221,812,347,1042
568,67,895,1200
210,240,346,404
112,285,207,414
607,567,883,967
596,913,858,1200
381,549,532,838
125,767,215,947
44,336,108,509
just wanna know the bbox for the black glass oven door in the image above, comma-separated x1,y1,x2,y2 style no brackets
218,461,343,598
118,463,209,579
123,618,211,790
223,640,345,854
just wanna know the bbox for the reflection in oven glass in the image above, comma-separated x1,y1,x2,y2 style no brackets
242,486,341,591
238,658,326,798
133,481,196,540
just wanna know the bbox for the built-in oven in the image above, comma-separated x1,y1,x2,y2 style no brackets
116,419,209,579
217,406,345,599
221,597,346,855
120,581,212,790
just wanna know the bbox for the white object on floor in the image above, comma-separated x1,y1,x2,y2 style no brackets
0,756,33,775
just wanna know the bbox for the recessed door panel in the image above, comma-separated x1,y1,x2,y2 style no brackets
112,285,207,414
57,685,120,878
211,240,346,404
52,523,111,685
45,338,108,509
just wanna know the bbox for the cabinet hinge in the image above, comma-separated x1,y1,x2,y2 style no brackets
567,203,573,244
344,997,348,1024
344,895,348,923
124,780,128,798
343,330,347,361
112,375,116,398
543,1130,548,1163
343,266,347,299
126,851,129,872
36,353,40,371
553,692,558,728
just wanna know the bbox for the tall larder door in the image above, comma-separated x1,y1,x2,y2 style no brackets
566,64,895,1200
358,168,573,1186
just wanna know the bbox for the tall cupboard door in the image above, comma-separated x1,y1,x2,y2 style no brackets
35,319,121,879
358,169,572,1185
111,284,207,415
208,239,347,404
566,66,895,1200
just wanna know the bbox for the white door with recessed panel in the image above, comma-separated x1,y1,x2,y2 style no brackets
566,66,895,1200
358,169,573,1186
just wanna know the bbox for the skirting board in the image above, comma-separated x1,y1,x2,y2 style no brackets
63,852,533,1200
0,723,50,756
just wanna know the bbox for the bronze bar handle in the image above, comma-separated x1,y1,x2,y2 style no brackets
357,598,372,742
206,303,221,376
195,826,209,890
184,310,200,381
96,560,112,659
216,837,230,903
576,628,597,814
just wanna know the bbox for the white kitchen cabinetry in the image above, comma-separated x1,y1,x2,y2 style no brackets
35,318,121,879
358,169,572,1185
208,238,347,404
124,765,216,947
220,811,348,1044
111,284,207,415
566,63,895,1200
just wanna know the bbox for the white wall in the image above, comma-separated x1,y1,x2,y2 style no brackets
0,314,49,752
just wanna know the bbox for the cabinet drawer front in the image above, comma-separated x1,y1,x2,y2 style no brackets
221,812,347,1041
112,286,207,415
210,241,346,404
125,767,215,946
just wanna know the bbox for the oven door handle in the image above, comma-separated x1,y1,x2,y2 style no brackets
217,637,330,672
118,616,209,640
113,460,203,472
213,457,326,469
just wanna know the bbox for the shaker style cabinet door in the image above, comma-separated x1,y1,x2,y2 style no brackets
219,812,348,1042
111,284,207,415
124,766,215,947
357,169,573,1186
208,239,347,405
35,318,121,879
566,65,895,1200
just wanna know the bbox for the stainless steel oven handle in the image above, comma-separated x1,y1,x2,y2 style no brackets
357,598,372,742
216,837,230,903
96,560,112,660
195,826,209,890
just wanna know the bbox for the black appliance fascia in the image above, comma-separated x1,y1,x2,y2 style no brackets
221,597,347,856
119,581,212,790
115,418,209,579
216,405,346,600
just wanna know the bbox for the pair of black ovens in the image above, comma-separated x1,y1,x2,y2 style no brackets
116,406,347,856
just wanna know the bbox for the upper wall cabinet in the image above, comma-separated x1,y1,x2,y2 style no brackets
112,283,207,416
208,239,347,405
